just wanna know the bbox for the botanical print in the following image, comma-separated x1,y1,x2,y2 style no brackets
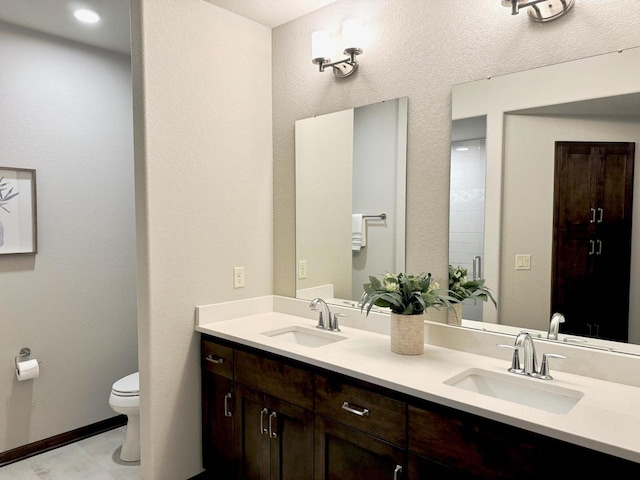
0,175,20,247
0,167,36,254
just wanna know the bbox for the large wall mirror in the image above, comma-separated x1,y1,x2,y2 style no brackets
295,97,407,307
449,47,640,354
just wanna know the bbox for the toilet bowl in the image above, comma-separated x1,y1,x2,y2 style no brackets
109,372,140,462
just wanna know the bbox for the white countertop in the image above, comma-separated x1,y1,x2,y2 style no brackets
196,297,640,464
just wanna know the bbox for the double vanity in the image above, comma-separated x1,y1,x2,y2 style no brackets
196,295,640,478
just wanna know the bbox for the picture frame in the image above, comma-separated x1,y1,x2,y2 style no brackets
0,167,37,255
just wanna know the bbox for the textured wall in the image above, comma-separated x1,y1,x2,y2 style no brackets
0,22,137,452
130,1,272,478
272,0,640,316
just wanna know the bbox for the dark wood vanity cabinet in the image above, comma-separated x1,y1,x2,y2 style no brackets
234,383,313,480
233,350,314,480
408,401,640,479
201,340,235,476
201,335,640,480
314,374,407,479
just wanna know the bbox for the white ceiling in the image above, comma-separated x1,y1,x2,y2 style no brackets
0,0,338,55
204,0,338,28
0,0,132,55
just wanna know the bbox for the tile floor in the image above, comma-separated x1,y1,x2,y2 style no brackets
0,427,140,479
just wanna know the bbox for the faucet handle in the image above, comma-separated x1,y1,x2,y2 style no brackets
331,313,345,332
535,353,567,380
497,344,523,373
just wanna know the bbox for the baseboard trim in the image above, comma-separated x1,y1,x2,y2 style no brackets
0,414,127,468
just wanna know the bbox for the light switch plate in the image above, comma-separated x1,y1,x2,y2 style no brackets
515,255,531,270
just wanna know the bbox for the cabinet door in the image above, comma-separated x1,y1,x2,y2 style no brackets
266,395,314,480
315,415,405,480
201,371,234,476
235,383,314,480
552,141,635,341
235,384,270,480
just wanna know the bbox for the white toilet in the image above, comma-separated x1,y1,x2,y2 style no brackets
109,372,140,462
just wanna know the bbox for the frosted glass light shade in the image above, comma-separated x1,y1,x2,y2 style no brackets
341,19,363,52
311,30,332,61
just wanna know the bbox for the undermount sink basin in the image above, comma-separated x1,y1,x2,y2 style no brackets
262,326,347,348
444,368,584,414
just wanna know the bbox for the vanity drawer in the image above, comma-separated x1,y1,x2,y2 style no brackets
234,349,313,410
201,338,233,379
314,374,407,447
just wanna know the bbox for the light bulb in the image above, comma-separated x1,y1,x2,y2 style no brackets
74,9,101,24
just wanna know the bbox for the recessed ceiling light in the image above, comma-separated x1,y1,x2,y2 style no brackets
73,9,101,24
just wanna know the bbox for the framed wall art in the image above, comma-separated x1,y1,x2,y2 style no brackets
0,167,37,255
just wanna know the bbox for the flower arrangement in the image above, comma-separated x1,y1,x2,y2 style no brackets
361,272,456,316
448,265,497,307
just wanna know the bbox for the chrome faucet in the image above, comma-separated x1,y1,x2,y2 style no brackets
514,332,538,375
499,331,567,380
309,298,332,330
547,312,565,340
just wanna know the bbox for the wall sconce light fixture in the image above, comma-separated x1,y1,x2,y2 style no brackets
312,19,363,78
501,0,574,23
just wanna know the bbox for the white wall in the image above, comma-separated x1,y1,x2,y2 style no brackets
272,0,640,317
352,99,402,297
130,1,272,478
500,113,640,341
296,109,353,299
0,22,137,452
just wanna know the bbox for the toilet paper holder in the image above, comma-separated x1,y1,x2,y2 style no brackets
14,347,32,369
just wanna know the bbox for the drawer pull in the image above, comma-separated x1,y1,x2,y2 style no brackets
224,392,232,417
205,354,225,364
342,401,370,417
260,408,269,434
393,465,402,480
269,411,278,438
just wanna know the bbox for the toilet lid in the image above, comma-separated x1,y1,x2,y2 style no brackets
112,372,139,396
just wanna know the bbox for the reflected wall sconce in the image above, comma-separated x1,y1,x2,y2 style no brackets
501,0,574,23
311,19,363,78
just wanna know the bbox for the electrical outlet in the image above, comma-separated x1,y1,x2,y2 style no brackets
298,260,308,279
234,267,245,288
515,255,531,270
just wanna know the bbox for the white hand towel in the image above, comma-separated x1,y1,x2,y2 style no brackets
352,214,367,251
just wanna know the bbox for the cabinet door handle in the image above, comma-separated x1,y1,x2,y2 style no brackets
587,324,592,336
260,408,269,435
596,239,602,255
269,411,278,438
588,240,595,255
595,324,600,337
597,207,604,223
342,401,370,417
394,465,403,480
224,392,232,417
590,207,596,223
205,354,224,364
